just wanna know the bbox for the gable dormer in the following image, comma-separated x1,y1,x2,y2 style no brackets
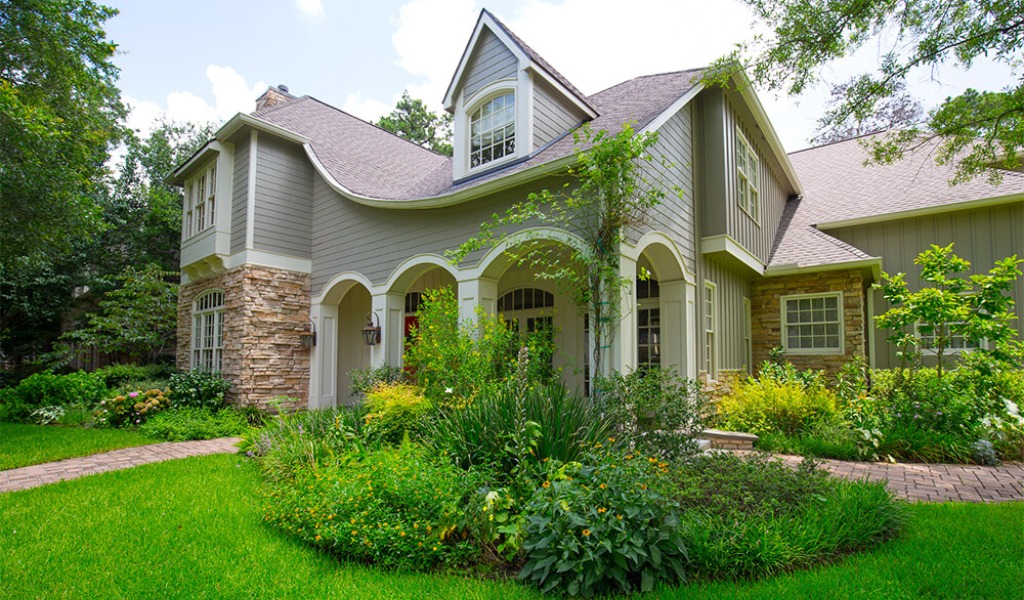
444,10,597,181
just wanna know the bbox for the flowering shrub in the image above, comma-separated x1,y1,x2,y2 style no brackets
362,383,432,443
262,445,484,570
716,363,841,436
168,370,232,410
519,449,687,596
94,389,170,427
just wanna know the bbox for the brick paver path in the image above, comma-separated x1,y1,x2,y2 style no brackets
0,437,241,494
772,454,1024,502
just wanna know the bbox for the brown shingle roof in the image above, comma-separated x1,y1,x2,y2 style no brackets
770,135,1024,269
250,68,705,201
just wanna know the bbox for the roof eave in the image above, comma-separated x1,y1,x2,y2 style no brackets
764,257,882,280
815,192,1024,230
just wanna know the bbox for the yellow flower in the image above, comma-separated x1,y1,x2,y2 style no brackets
542,481,551,488
314,535,322,541
599,483,607,490
582,529,591,537
597,507,607,514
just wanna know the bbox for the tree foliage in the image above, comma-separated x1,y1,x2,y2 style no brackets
810,78,924,145
448,123,670,380
874,243,1023,375
58,264,179,364
0,0,125,264
376,90,453,156
708,0,1024,183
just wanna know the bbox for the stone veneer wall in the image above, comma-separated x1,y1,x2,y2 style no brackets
750,269,865,374
177,265,311,409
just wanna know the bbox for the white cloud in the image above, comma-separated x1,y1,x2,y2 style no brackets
296,0,325,20
124,65,267,136
391,0,478,109
341,92,395,123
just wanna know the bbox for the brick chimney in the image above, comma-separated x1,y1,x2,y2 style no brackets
254,84,294,112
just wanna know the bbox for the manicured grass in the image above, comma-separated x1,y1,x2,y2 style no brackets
0,423,157,470
1,454,1020,599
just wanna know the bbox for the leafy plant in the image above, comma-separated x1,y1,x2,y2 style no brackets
362,383,432,444
518,449,687,596
239,407,367,482
0,370,107,422
94,388,170,428
716,365,841,436
139,407,250,441
594,367,709,460
93,363,175,387
349,364,409,396
168,370,232,410
30,405,65,425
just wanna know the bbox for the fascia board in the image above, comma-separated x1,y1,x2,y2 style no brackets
443,12,529,111
815,193,1024,230
731,71,803,196
639,82,705,136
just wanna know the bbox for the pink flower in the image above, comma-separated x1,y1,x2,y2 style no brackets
128,392,140,399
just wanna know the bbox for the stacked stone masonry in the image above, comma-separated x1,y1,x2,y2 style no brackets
177,265,311,409
750,269,866,374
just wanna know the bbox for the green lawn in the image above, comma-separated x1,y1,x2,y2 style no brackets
0,423,157,470
1,453,1021,599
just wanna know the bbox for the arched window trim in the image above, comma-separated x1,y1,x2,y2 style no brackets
192,289,225,372
466,88,517,172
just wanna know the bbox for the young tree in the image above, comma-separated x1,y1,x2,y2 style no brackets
0,0,125,265
376,91,453,156
874,243,1023,376
58,264,179,364
707,0,1024,183
447,123,670,382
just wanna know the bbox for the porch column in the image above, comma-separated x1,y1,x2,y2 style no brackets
609,255,637,375
660,279,686,375
308,303,338,409
370,291,405,368
684,281,697,378
457,276,499,322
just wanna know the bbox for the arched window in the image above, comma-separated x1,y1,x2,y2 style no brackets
192,290,224,371
469,92,516,169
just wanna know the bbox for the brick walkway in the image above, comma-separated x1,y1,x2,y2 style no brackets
0,437,241,494
772,454,1024,503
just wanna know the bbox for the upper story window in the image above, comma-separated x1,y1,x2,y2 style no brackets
735,128,759,221
469,92,516,169
184,163,217,238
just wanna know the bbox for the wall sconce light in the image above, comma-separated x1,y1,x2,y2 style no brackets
361,312,381,346
299,318,317,350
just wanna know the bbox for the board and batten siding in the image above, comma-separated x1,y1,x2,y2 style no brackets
230,140,249,254
462,29,518,100
311,175,563,297
252,136,313,259
827,201,1024,368
532,78,586,150
698,256,752,374
636,105,697,275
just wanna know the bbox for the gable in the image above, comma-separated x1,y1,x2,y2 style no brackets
462,28,519,100
533,77,588,150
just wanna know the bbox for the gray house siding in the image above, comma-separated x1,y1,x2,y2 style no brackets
230,140,249,254
253,136,313,259
698,256,753,375
638,105,697,275
311,175,563,296
462,28,518,100
827,201,1024,368
532,78,585,150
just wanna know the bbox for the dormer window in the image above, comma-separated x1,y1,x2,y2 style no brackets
469,92,516,169
184,162,217,238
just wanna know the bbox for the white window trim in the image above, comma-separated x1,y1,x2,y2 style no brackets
466,88,518,174
914,321,982,355
704,281,717,379
735,127,760,223
191,290,225,372
184,162,217,240
780,292,845,355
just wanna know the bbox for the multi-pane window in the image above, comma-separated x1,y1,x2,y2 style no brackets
192,290,224,371
497,287,553,312
782,293,842,353
184,163,217,238
499,287,554,379
917,322,977,353
469,92,515,169
637,276,661,369
735,128,759,220
704,282,716,377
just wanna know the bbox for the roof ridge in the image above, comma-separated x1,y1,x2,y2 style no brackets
251,94,307,118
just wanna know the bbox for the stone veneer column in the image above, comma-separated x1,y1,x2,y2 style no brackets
750,269,866,375
177,265,311,408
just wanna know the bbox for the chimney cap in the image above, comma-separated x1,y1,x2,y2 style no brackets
278,84,289,94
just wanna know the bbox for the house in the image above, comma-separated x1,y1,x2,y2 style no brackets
170,10,1023,408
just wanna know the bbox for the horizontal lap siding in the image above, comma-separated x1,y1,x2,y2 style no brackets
463,29,517,99
253,136,312,258
828,201,1024,368
311,176,562,296
639,106,697,274
533,79,584,149
230,141,249,254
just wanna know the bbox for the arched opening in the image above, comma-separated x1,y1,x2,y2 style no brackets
635,239,689,376
337,283,372,405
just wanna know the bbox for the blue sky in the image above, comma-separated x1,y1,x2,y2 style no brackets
104,0,1011,153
